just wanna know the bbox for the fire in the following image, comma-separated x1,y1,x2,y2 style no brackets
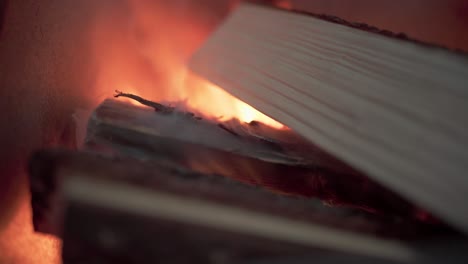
180,73,284,128
118,73,284,129
90,0,284,130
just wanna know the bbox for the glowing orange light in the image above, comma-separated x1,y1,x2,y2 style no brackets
116,71,284,128
1,194,61,264
90,0,285,129
181,73,284,128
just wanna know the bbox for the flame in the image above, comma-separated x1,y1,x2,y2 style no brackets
117,73,284,129
181,73,283,128
0,3,283,263
90,0,284,129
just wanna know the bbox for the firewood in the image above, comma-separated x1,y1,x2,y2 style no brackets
29,150,434,263
84,98,440,224
188,2,468,233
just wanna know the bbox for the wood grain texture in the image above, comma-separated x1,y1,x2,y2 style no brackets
84,99,433,221
29,150,421,262
189,3,468,233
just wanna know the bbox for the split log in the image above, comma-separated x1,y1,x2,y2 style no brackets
188,2,468,233
84,98,440,224
29,150,430,263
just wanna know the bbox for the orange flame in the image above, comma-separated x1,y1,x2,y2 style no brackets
174,72,283,128
90,0,284,129
117,72,284,128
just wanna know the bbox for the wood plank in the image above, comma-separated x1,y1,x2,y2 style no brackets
83,99,437,222
29,150,426,263
188,2,468,233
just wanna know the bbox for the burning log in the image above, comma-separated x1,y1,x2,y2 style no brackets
29,95,458,262
84,96,438,223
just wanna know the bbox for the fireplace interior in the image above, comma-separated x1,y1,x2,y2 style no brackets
1,0,468,263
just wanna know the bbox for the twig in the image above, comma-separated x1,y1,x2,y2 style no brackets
114,90,173,113
113,90,281,146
